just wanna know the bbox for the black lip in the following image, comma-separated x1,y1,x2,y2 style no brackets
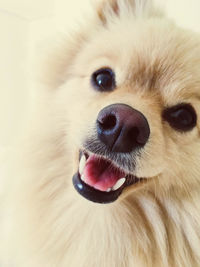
73,151,144,204
72,172,124,204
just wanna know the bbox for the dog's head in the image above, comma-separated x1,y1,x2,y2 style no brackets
43,0,200,204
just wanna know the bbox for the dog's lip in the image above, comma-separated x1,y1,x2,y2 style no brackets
72,150,148,204
73,172,124,203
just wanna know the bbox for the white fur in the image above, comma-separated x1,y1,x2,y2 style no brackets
1,0,200,266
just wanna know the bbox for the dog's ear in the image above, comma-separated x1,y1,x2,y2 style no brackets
96,0,160,25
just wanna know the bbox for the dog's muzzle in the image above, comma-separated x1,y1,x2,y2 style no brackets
73,104,150,204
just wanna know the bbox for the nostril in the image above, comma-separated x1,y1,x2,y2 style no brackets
98,114,117,131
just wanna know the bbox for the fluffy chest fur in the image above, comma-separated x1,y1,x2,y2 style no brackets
2,173,200,267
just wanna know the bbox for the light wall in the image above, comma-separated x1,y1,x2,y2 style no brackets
165,0,200,32
0,12,29,146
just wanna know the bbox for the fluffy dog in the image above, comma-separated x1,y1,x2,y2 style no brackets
1,0,200,266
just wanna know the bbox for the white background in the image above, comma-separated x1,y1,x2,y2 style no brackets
0,0,200,147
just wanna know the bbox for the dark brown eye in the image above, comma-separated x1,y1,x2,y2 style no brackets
162,103,197,132
91,68,116,92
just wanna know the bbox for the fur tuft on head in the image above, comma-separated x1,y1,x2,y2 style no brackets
96,0,162,25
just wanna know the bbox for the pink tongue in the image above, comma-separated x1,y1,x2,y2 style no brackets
83,155,125,192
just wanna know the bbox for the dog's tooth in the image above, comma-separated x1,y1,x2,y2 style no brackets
106,188,112,192
112,178,126,191
79,154,86,175
81,174,85,182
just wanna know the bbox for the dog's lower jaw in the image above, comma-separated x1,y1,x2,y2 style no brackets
72,150,149,204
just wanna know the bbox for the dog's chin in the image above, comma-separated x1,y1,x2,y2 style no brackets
72,150,151,204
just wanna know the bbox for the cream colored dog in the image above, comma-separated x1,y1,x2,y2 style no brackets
1,0,200,266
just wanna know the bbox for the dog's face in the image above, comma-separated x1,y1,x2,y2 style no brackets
51,0,200,204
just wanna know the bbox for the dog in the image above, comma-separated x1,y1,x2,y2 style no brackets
1,0,200,266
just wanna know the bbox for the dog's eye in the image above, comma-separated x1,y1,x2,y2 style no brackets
91,68,116,92
162,103,197,132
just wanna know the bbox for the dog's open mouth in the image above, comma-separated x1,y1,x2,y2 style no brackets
73,151,147,204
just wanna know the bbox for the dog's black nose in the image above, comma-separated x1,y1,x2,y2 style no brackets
96,104,150,153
